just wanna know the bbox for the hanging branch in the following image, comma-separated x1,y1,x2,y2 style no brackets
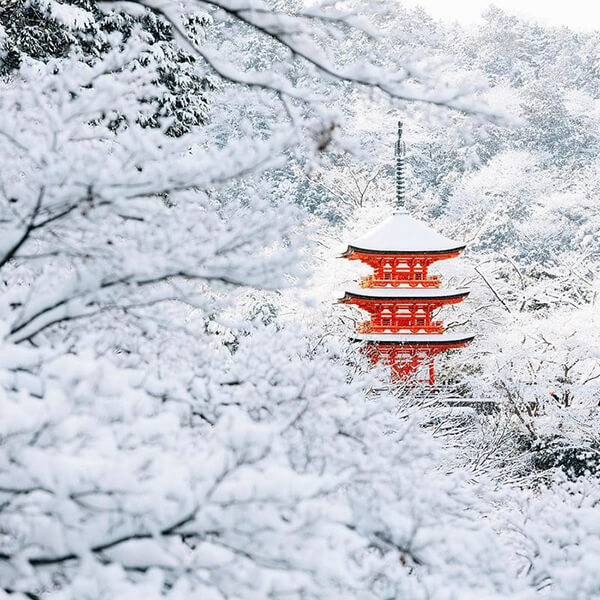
474,263,512,313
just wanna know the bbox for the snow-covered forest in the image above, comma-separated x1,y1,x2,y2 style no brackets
1,1,600,598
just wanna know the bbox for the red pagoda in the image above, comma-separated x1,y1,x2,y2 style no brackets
339,123,473,384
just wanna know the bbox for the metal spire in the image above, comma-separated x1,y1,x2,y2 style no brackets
394,121,406,212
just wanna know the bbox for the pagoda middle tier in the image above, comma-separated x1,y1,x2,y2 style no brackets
339,287,470,335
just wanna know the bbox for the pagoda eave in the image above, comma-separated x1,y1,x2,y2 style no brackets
339,289,470,302
353,334,474,350
340,244,466,259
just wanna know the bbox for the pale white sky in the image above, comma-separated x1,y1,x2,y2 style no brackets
402,0,600,32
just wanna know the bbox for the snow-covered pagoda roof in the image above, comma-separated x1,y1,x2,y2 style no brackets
340,287,470,301
352,332,475,345
343,210,465,255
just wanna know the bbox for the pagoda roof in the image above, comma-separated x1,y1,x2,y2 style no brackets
352,332,474,345
344,210,465,255
340,287,470,301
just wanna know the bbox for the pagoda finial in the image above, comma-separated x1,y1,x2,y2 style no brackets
394,121,407,213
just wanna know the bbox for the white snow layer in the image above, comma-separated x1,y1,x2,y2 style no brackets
353,332,474,343
342,287,470,299
348,210,464,253
39,0,94,28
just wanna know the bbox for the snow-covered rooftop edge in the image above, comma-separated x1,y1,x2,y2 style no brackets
340,287,470,300
352,332,475,344
347,211,465,254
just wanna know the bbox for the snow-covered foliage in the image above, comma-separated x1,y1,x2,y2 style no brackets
0,0,211,135
1,0,600,598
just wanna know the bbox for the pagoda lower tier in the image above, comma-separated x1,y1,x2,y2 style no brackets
352,332,475,384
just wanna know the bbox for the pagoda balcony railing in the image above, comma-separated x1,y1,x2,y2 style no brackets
359,276,441,289
358,321,444,334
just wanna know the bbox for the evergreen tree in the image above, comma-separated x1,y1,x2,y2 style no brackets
0,0,212,136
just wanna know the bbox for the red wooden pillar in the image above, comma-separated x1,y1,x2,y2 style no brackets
428,359,435,386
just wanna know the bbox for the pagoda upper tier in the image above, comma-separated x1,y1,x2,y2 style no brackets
341,210,465,288
342,210,465,255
